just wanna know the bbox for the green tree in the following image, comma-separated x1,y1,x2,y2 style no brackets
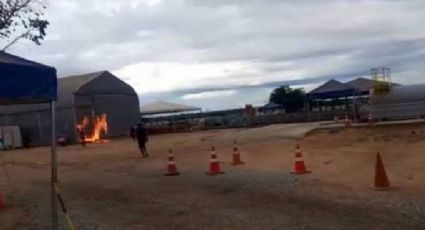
0,0,49,51
269,85,306,113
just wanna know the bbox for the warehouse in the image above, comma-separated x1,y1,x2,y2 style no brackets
0,71,140,146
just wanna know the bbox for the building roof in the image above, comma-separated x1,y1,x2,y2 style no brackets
347,77,402,93
0,51,52,67
0,71,121,114
0,51,57,105
308,79,355,99
260,102,284,110
140,101,201,115
56,71,105,107
309,79,353,94
308,77,403,99
347,77,376,92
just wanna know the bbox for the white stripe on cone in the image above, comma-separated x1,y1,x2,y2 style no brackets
210,149,218,163
295,149,304,162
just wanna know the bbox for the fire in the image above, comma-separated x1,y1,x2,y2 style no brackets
77,113,109,143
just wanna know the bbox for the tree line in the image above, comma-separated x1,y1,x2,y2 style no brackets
268,85,306,113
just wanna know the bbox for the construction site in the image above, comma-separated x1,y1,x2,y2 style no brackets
1,121,425,229
3,0,425,227
2,50,425,230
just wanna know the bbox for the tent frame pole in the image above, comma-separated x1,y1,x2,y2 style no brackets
352,92,357,122
51,101,58,230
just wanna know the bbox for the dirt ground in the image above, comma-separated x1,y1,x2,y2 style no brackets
1,123,425,229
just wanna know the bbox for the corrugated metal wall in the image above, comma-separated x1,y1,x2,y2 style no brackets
93,95,139,136
371,102,425,120
370,84,425,105
0,107,75,146
0,71,140,145
74,94,139,138
0,112,40,146
367,84,425,120
74,72,140,138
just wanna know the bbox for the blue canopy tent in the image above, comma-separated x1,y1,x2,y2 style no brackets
0,51,58,229
258,102,285,114
307,79,357,122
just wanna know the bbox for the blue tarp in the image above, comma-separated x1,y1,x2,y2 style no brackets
0,51,59,228
0,51,57,104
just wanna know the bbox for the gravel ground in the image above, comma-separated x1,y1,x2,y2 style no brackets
2,124,425,229
5,167,425,230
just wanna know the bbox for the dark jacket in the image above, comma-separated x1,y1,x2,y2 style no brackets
136,125,148,143
130,126,136,140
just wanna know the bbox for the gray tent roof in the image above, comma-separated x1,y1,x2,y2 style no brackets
309,79,354,94
260,102,284,110
0,71,122,114
309,77,402,99
0,51,52,67
140,101,201,115
308,79,356,99
57,71,105,107
347,77,401,92
347,78,376,92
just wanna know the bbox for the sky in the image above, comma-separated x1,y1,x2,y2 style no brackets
3,0,425,111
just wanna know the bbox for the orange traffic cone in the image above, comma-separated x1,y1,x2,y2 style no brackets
374,152,390,190
0,192,5,210
164,149,180,176
231,140,245,165
344,115,352,127
291,144,311,174
206,147,225,175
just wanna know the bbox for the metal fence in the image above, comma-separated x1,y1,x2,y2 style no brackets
145,110,350,134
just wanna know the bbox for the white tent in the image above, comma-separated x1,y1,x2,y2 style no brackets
140,101,201,115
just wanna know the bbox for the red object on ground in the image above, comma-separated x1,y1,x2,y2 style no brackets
0,192,5,210
375,152,391,190
206,146,225,175
292,144,311,175
164,149,180,176
231,140,245,165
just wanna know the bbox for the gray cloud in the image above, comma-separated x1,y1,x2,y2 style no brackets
3,0,425,109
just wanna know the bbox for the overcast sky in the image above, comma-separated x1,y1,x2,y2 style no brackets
4,0,425,110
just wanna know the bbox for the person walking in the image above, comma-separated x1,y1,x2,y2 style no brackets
136,123,149,158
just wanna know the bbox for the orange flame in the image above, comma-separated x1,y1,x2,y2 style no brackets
77,113,109,143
